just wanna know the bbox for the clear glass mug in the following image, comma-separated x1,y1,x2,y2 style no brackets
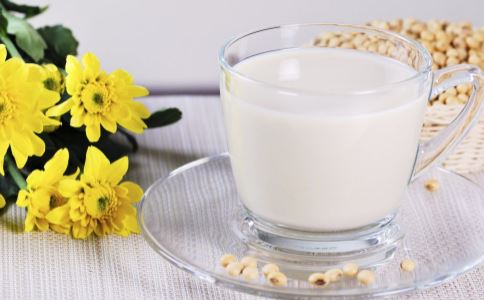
218,24,484,253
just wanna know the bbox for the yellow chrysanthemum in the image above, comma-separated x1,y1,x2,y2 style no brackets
16,149,77,234
0,193,5,208
40,64,65,94
50,146,143,239
46,52,150,142
0,44,60,175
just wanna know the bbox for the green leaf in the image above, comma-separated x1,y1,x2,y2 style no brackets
0,8,21,58
0,0,48,18
0,173,19,199
145,108,182,128
0,32,21,57
38,25,78,67
2,10,46,61
0,8,7,34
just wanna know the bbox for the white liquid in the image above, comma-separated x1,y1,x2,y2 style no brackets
221,48,429,231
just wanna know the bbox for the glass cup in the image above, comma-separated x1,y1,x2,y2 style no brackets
218,24,484,255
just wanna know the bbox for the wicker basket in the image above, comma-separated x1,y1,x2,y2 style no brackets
422,104,484,173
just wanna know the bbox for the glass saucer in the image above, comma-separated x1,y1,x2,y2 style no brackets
138,153,484,298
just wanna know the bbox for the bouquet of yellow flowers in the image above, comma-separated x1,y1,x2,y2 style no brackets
0,1,181,239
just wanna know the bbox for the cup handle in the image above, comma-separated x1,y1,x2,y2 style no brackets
413,64,484,179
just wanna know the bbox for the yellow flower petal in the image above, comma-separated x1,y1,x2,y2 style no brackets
11,131,33,154
16,190,29,207
38,89,61,110
111,212,124,229
38,149,69,186
70,114,84,127
69,207,83,222
50,224,70,235
80,215,90,227
58,179,83,198
30,189,51,213
35,218,49,232
106,156,128,185
72,222,91,239
127,86,149,98
117,202,135,216
46,99,73,117
117,117,147,134
114,185,128,198
83,146,110,182
46,204,71,225
111,69,133,84
128,101,150,119
26,113,44,133
119,181,144,202
82,52,101,79
44,148,69,173
27,132,45,156
123,214,140,234
24,212,35,232
86,123,101,142
26,63,43,81
66,77,80,96
25,170,43,187
41,114,61,127
66,55,82,73
0,193,5,208
84,113,99,126
93,223,104,236
3,57,25,79
0,44,6,62
100,115,117,133
11,145,28,169
65,55,82,77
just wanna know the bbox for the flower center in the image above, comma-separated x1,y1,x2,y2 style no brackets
0,95,14,124
97,196,109,212
43,78,58,91
81,83,111,113
92,93,103,105
84,184,118,219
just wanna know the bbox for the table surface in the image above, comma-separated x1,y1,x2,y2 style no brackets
1,96,483,299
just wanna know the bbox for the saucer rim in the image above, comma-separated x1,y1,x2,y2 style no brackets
138,153,484,298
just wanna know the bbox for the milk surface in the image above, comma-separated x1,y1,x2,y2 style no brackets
221,48,428,231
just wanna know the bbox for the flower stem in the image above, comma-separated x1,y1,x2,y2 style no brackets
0,33,21,58
5,155,26,189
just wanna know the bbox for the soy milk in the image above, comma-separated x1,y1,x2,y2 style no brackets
221,48,428,231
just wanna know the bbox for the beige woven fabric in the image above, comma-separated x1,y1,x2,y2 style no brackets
1,96,483,299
